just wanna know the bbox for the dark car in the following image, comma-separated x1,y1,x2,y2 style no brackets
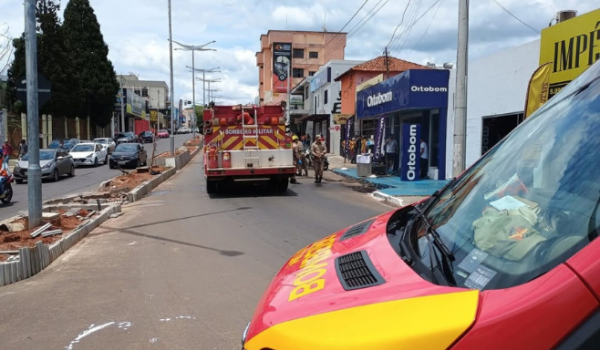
138,131,154,143
48,138,80,151
114,132,137,144
109,143,148,169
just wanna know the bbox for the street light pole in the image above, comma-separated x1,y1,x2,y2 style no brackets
24,0,42,229
168,0,175,156
191,50,196,140
120,76,125,133
453,0,469,177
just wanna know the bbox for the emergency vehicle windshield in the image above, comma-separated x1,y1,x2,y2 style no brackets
409,61,600,291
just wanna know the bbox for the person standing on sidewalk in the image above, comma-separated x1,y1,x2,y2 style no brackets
420,138,429,179
18,140,28,159
385,135,398,173
311,135,327,183
295,137,308,176
2,141,13,166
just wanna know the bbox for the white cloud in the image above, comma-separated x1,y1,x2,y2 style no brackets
2,0,598,105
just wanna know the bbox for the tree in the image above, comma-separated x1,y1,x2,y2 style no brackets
6,1,78,117
62,0,118,127
36,0,78,117
194,105,204,127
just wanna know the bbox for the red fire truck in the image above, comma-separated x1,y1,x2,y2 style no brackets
202,104,295,194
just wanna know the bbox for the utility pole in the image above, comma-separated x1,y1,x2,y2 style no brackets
385,47,390,79
168,0,175,156
24,0,42,229
191,50,196,139
190,67,220,106
453,0,469,177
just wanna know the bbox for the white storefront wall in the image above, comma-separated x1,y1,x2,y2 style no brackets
444,39,541,179
312,60,364,155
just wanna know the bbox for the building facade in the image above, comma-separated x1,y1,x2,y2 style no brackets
306,60,364,155
336,56,431,138
255,30,346,106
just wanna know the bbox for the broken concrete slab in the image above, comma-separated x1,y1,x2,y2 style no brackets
30,223,52,238
41,212,60,222
41,229,63,237
109,212,124,218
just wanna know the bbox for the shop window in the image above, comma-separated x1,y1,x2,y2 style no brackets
293,49,304,58
324,90,328,104
481,113,522,155
309,51,318,59
293,68,305,78
141,88,149,98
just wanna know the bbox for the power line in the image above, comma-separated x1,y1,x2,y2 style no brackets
323,0,389,58
387,0,411,47
293,0,370,67
490,0,540,34
389,0,422,54
407,0,443,57
387,0,441,55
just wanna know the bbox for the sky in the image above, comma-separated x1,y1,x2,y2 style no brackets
1,0,598,107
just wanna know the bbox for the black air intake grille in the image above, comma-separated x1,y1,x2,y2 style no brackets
339,219,374,241
336,251,384,291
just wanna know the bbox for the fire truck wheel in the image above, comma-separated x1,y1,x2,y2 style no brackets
206,179,218,194
277,178,289,192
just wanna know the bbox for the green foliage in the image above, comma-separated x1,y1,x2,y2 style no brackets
62,0,118,127
37,0,79,117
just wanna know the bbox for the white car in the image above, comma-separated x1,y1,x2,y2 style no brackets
69,142,108,167
93,137,116,154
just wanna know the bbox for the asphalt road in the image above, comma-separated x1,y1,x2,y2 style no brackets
0,150,391,349
0,134,190,222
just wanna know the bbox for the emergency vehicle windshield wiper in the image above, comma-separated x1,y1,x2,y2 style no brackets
413,206,457,286
421,177,456,213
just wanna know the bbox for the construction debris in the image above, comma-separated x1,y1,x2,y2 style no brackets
30,223,52,238
110,212,124,219
0,222,26,233
41,229,63,237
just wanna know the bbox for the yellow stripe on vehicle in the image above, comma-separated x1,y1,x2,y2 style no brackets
245,290,479,350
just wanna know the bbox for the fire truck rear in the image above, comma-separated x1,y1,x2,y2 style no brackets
203,104,295,194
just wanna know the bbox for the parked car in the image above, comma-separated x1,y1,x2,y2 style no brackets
13,149,75,183
109,143,148,169
157,129,169,138
93,137,116,154
114,132,137,144
70,142,108,167
48,138,80,151
138,131,154,143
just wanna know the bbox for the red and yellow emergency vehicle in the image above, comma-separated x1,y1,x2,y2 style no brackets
203,104,295,193
241,61,600,349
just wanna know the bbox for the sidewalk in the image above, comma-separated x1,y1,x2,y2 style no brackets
328,154,447,206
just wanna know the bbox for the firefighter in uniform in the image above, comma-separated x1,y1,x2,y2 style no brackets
311,135,327,183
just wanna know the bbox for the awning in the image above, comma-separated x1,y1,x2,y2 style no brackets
296,114,329,122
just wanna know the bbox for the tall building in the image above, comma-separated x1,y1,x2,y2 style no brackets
256,30,347,106
117,74,169,111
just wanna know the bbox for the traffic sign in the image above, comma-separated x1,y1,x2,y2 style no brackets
16,74,52,107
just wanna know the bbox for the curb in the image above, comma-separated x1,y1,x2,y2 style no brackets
372,191,404,208
127,167,177,202
0,202,122,287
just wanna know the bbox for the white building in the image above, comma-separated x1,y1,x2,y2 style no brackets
117,74,169,110
444,40,541,178
307,60,364,155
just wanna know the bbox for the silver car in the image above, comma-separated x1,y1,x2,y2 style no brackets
13,149,75,183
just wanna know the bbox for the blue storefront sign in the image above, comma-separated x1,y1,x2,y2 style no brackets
356,69,449,118
356,69,450,180
401,124,421,181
